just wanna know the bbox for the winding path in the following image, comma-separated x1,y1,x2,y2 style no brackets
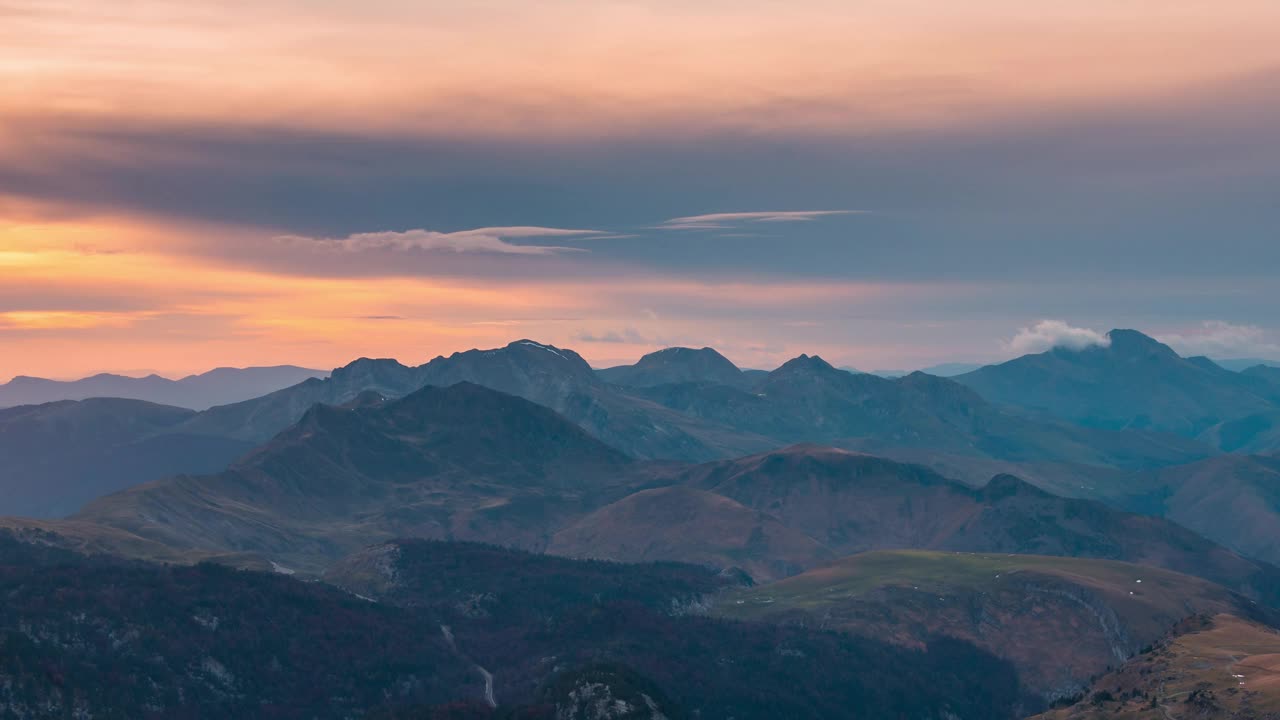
441,624,497,708
477,665,496,708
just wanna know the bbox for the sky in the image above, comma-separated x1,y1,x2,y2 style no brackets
2,0,1279,378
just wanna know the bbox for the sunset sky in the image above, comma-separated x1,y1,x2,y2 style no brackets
3,0,1279,378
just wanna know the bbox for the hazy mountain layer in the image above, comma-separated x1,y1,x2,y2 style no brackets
954,330,1280,436
44,391,1280,605
0,365,327,410
633,354,1213,469
664,445,1280,601
1115,454,1280,566
0,398,253,517
73,383,647,573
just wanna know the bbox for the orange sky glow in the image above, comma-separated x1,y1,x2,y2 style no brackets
3,0,1279,378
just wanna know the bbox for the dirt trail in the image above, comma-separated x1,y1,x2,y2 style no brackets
477,665,496,708
441,624,496,708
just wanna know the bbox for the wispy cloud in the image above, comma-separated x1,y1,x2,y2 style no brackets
661,210,863,230
1157,321,1280,358
1005,320,1110,354
0,310,148,331
276,227,604,255
651,223,731,232
574,328,651,344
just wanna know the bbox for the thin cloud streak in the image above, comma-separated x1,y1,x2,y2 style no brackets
275,227,604,256
662,210,864,228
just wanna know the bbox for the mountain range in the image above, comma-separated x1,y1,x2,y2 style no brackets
6,331,1280,563
175,341,773,462
139,335,1234,473
8,330,1280,717
17,383,1273,611
0,365,327,411
628,351,1211,469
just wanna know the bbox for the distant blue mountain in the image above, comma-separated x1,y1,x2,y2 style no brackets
1214,357,1280,372
871,362,984,378
0,366,328,410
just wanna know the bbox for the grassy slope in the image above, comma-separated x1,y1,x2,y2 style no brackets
1031,614,1280,719
715,550,1249,621
712,550,1268,706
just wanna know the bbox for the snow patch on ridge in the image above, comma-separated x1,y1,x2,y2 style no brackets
517,341,567,360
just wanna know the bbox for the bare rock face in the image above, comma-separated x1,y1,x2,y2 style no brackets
540,664,680,720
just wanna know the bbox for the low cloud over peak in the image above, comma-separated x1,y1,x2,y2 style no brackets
1006,320,1110,355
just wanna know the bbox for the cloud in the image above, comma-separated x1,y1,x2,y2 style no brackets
1006,320,1110,354
0,310,147,331
574,328,650,344
276,226,603,255
662,210,862,229
1156,321,1280,358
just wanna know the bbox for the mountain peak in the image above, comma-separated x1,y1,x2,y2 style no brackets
253,380,631,485
434,340,597,382
895,370,986,406
775,354,836,374
956,326,1277,436
504,339,583,363
499,335,599,368
503,340,595,371
332,356,409,373
979,473,1053,501
640,347,739,375
1105,329,1176,357
596,346,744,388
646,346,728,360
326,357,419,391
